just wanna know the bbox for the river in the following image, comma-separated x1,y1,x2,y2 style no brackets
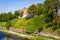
0,32,29,40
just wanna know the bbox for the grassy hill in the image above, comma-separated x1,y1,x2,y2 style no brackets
0,16,60,40
13,16,46,32
0,22,6,27
11,18,19,26
0,18,18,27
12,16,60,35
0,15,60,35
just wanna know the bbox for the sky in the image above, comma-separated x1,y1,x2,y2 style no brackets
0,0,44,13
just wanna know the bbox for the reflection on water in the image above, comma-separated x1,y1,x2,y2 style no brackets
0,32,29,40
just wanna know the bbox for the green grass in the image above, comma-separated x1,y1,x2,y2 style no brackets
0,22,6,27
0,16,60,39
54,28,60,35
2,38,12,40
11,18,19,26
33,36,60,40
13,16,47,32
0,18,18,27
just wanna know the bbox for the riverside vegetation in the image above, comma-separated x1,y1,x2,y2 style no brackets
0,0,60,40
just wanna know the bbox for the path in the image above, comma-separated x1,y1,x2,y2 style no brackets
40,32,60,38
1,30,34,38
1,30,60,39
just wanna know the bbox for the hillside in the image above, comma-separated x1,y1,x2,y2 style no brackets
11,15,60,36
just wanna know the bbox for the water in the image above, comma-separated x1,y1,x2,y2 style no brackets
0,32,29,40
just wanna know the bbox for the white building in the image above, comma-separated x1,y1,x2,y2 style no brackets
22,7,28,18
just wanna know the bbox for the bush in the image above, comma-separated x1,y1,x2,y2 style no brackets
38,26,43,32
46,23,53,28
6,21,11,30
52,26,58,32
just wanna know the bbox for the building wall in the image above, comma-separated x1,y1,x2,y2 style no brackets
22,7,28,18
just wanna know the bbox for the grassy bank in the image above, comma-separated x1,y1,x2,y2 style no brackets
0,16,60,35
0,30,60,40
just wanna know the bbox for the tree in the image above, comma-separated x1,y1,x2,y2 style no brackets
44,0,59,25
36,3,43,15
28,4,36,15
0,12,13,22
19,10,23,17
45,8,53,23
0,13,3,22
7,12,13,21
14,11,19,18
6,21,11,30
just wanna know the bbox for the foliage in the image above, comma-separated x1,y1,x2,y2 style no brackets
13,10,23,18
44,0,59,24
6,21,11,30
14,11,20,18
0,0,60,37
46,23,53,28
2,38,12,40
13,16,46,32
36,3,43,15
28,4,36,15
11,18,19,26
54,28,60,35
0,22,6,27
32,36,60,40
0,12,13,22
38,26,43,32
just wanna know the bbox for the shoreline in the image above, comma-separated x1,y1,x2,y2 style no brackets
0,30,60,40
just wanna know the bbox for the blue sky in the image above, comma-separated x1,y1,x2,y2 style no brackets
0,0,44,13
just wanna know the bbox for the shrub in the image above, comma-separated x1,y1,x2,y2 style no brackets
38,26,43,32
6,21,11,30
52,26,58,32
46,23,53,28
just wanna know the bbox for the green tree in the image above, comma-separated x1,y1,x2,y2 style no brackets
45,8,53,23
0,13,3,22
0,12,13,22
19,10,23,17
7,12,13,21
28,4,36,15
44,0,59,24
36,3,43,15
6,21,11,30
14,11,19,18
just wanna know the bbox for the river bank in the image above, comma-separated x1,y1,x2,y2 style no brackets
0,30,60,40
0,32,29,40
0,30,33,40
